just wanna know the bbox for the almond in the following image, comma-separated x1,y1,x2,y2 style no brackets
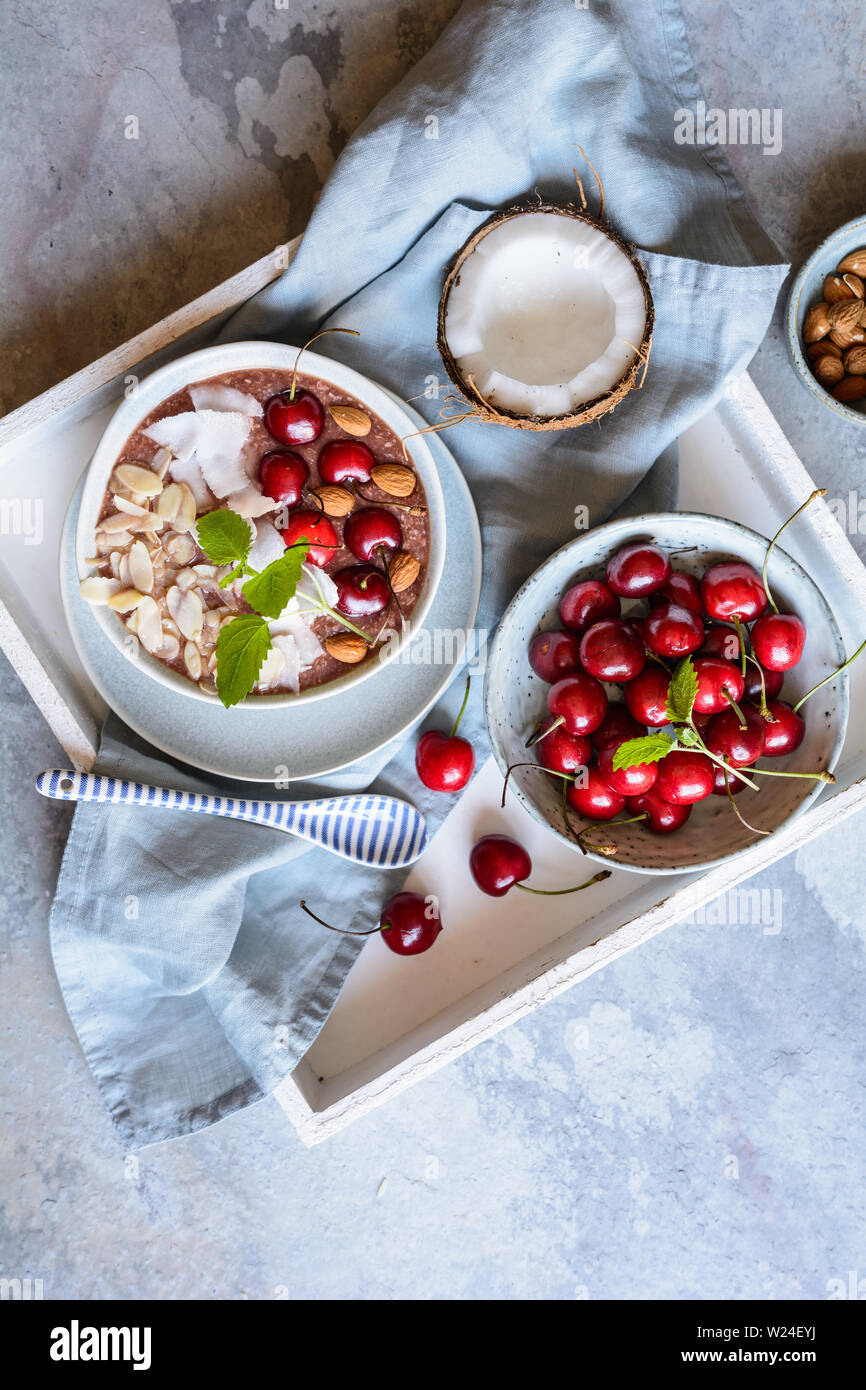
843,345,866,375
806,340,842,360
824,274,854,304
389,550,421,592
371,463,417,498
309,484,355,517
832,375,866,404
813,354,844,387
325,632,368,664
830,323,866,348
329,404,372,437
114,462,164,497
803,302,831,342
842,273,865,300
837,249,866,277
828,300,863,333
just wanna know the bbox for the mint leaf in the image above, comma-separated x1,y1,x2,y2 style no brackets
215,614,272,709
611,732,675,772
196,509,253,568
243,542,309,619
665,656,698,724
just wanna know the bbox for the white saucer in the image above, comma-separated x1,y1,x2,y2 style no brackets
60,397,482,783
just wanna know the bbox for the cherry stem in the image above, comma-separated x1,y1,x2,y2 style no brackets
294,600,376,646
449,674,472,740
793,636,866,712
526,715,563,748
751,767,835,783
578,813,649,856
761,488,826,615
723,776,771,836
355,484,426,515
686,722,760,790
732,615,748,678
723,692,748,729
516,870,611,896
501,760,576,809
299,900,382,936
744,652,772,720
289,328,360,401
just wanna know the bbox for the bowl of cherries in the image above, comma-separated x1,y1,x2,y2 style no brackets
485,502,854,874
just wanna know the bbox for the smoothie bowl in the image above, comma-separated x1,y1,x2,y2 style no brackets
75,342,445,707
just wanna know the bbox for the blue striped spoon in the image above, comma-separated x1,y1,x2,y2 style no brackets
35,768,428,869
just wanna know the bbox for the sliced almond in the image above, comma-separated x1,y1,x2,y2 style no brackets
163,531,197,564
329,404,372,437
114,462,164,497
136,596,163,653
192,563,217,579
174,482,197,531
309,484,355,517
157,483,183,523
113,495,149,517
108,587,146,612
161,616,181,640
128,540,153,593
152,446,173,480
126,610,139,636
109,550,123,578
79,575,122,605
166,585,204,641
159,632,180,662
131,513,165,534
175,567,199,591
389,550,421,592
371,463,417,498
101,510,139,534
183,641,202,680
325,632,368,664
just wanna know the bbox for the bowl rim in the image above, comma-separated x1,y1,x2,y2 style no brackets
73,340,446,708
785,213,866,429
484,510,850,876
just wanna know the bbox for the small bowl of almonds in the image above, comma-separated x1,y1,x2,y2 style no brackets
787,215,866,426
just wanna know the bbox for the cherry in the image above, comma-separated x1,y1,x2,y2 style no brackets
692,656,745,714
558,578,620,631
650,570,704,615
343,507,402,562
280,508,338,567
750,612,806,671
703,705,766,767
536,717,592,775
655,750,715,804
318,438,375,486
701,623,741,662
264,389,324,446
761,700,805,757
470,834,531,895
334,564,390,616
743,661,783,703
701,561,767,622
415,675,474,792
712,763,746,796
624,667,670,727
299,890,441,956
528,629,582,683
566,768,626,820
591,702,645,750
547,673,608,736
643,601,704,658
259,450,309,506
606,542,671,597
597,738,658,796
627,788,692,833
579,619,646,682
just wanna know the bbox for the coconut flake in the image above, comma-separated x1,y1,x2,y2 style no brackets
189,383,263,417
297,563,338,611
246,518,286,573
166,453,214,511
145,410,251,494
269,634,301,692
227,485,281,519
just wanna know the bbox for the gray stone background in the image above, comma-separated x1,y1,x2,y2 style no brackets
2,0,865,1300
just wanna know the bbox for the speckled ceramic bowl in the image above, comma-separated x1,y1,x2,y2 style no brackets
484,513,849,875
786,214,866,427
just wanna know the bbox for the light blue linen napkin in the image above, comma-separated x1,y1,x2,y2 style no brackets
49,0,788,1147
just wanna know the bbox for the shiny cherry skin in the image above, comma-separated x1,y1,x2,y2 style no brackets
701,561,767,622
280,508,338,567
343,507,402,562
536,717,592,776
579,619,646,682
606,542,671,597
528,629,582,683
761,700,805,757
558,578,620,631
627,788,692,833
701,623,741,663
334,564,390,616
650,570,704,615
259,450,309,506
591,702,646,750
743,662,784,703
264,389,324,446
692,656,746,714
380,891,442,956
547,673,608,736
597,738,658,796
318,438,375,486
704,706,766,767
470,835,532,897
416,730,475,792
712,763,746,796
643,601,704,658
750,612,806,671
655,749,715,804
624,667,670,727
567,768,626,820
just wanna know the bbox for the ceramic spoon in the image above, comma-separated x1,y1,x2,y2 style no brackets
35,768,428,869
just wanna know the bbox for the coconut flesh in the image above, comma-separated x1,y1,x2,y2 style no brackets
439,207,653,428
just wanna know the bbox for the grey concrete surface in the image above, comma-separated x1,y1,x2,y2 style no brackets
2,0,865,1301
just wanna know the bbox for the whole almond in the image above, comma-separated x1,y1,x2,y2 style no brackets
325,632,368,664
824,274,854,304
830,323,866,348
389,550,421,592
842,273,865,299
813,354,844,387
837,249,866,277
807,340,842,360
828,300,863,333
329,404,372,437
843,345,866,375
310,484,355,517
371,463,417,498
832,375,866,404
803,302,831,342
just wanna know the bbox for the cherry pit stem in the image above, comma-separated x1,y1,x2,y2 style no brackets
793,636,866,712
761,488,826,615
517,870,611,896
289,328,360,401
299,900,381,936
449,674,472,740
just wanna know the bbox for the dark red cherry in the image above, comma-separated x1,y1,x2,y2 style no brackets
627,788,692,833
701,561,767,622
606,542,671,597
712,763,746,796
761,700,805,757
579,619,646,682
415,730,475,792
280,508,338,567
567,768,626,820
643,602,704,658
655,750,715,804
536,718,592,776
743,662,784,703
380,892,442,955
650,570,704,615
591,702,646,750
547,673,608,736
692,656,746,714
597,738,658,796
624,667,670,727
264,389,324,446
558,578,620,631
343,507,402,562
334,564,390,616
528,629,582,683
750,612,806,672
259,450,309,506
318,438,375,486
704,706,766,767
470,835,532,896
701,623,741,662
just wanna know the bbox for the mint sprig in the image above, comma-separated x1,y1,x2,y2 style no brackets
214,615,273,709
242,540,308,619
611,732,675,773
665,656,698,724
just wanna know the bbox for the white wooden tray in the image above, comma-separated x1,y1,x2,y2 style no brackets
4,246,866,1147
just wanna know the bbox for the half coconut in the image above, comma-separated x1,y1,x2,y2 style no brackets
437,204,654,431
